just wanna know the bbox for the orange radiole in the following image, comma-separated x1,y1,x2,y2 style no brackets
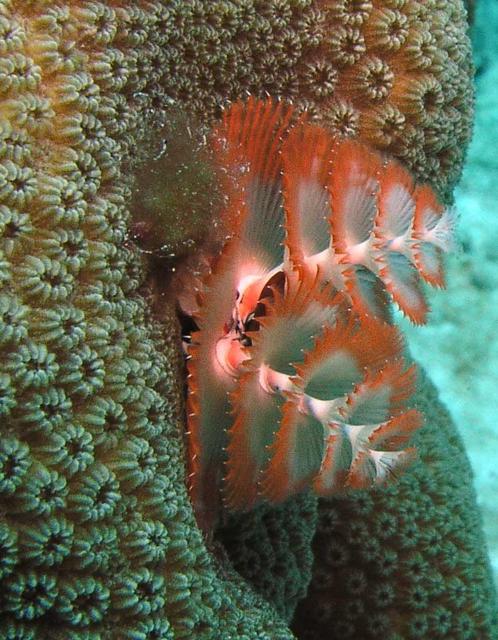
176,98,455,530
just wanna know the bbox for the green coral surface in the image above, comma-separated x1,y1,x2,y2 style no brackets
0,0,496,639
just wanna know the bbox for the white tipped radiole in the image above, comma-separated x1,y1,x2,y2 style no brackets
176,98,454,528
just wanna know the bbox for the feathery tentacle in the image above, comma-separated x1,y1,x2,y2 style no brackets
177,98,453,524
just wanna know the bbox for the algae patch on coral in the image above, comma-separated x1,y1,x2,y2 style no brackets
129,109,224,261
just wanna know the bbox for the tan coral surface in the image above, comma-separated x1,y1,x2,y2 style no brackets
0,1,493,640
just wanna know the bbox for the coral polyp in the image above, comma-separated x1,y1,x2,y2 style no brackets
178,98,454,530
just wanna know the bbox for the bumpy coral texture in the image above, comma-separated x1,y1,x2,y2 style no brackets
157,0,473,205
220,492,317,623
0,1,495,640
0,2,313,638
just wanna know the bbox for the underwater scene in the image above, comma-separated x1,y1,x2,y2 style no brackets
0,1,497,639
